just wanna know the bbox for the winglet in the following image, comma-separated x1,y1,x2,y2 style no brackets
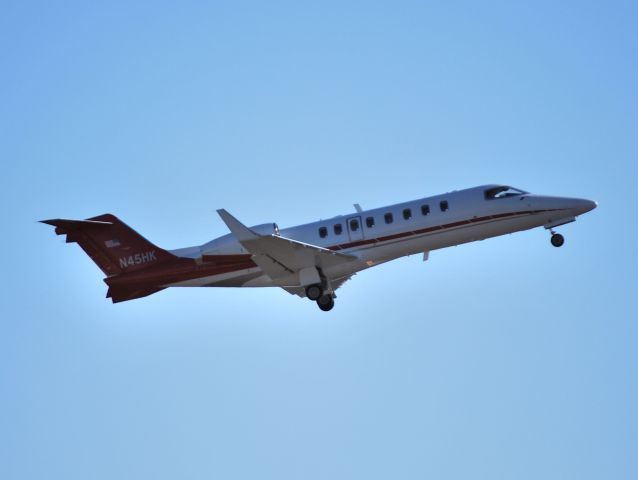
216,209,260,241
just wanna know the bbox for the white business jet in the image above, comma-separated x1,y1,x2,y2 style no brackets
42,185,596,311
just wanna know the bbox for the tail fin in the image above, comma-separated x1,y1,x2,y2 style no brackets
41,214,177,276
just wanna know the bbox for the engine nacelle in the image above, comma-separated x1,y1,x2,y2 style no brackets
201,222,279,255
249,223,280,236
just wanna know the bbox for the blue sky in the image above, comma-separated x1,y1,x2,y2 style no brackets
2,1,637,479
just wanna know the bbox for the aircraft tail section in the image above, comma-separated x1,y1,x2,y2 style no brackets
41,214,178,277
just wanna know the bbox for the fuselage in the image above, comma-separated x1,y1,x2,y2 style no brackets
167,184,597,289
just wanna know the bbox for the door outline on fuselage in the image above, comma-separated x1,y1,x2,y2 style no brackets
346,216,364,242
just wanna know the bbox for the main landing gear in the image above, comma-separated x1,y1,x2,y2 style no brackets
305,284,322,301
550,231,565,248
305,283,335,311
316,294,335,312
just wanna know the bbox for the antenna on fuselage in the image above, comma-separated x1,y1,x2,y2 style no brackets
353,203,363,213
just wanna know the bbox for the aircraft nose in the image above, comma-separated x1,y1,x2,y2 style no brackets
581,199,597,214
572,198,597,215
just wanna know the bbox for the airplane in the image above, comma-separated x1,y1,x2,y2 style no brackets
41,184,597,311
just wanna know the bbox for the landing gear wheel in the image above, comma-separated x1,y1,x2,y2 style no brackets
317,294,335,312
551,233,565,247
305,284,322,301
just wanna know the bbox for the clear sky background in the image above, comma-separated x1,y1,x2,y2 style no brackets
1,1,637,479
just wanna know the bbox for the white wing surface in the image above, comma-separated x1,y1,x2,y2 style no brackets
217,209,358,283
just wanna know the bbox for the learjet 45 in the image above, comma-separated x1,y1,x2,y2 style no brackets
41,185,596,311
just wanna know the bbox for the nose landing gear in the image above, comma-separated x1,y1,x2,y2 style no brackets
550,231,565,247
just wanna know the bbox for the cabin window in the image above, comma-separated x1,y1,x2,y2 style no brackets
349,219,359,232
334,224,343,235
318,226,327,238
384,213,393,224
421,204,430,216
366,216,375,228
403,208,412,220
440,200,449,212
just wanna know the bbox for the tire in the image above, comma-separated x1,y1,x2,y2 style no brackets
317,295,334,312
551,233,565,247
305,284,322,301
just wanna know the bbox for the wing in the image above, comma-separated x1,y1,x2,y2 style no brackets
217,209,359,284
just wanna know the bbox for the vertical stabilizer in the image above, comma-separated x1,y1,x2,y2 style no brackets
41,214,177,276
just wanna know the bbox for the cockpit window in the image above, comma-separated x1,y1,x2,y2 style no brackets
484,186,528,200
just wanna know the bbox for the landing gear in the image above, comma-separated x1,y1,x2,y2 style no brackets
305,284,322,301
550,232,565,248
316,294,335,312
306,269,336,311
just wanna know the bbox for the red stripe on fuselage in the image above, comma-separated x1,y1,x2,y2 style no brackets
328,208,557,251
105,254,257,289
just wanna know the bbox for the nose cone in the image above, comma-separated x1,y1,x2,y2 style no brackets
576,198,597,215
535,195,597,217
